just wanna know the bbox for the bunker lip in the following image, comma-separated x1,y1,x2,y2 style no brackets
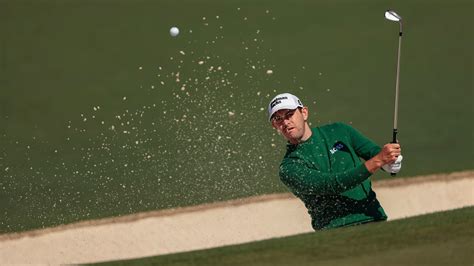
0,170,472,265
372,170,473,188
0,170,472,242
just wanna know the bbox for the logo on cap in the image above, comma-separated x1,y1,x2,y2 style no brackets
270,96,288,108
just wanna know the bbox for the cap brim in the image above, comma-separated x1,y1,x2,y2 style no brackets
269,104,299,121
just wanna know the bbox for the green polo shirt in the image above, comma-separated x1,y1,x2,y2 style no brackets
279,122,387,230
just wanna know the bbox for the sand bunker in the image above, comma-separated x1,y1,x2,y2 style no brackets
0,171,473,265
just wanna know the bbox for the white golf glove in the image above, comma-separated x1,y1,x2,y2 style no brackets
382,155,403,174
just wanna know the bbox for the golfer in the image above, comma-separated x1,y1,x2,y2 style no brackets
268,93,402,230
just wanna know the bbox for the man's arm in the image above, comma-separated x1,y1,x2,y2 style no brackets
280,145,399,195
342,123,381,160
342,123,401,173
279,159,372,195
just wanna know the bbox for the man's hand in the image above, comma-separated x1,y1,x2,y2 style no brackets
382,155,403,174
365,143,401,173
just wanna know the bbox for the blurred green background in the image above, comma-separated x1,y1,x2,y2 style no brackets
0,0,472,233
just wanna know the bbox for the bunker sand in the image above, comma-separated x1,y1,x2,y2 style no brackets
0,171,473,265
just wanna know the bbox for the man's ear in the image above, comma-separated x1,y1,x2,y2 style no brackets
301,107,309,121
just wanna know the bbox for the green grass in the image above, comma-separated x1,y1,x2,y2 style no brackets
93,207,474,266
0,0,473,233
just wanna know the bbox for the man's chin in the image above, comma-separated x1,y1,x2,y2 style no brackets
284,133,301,143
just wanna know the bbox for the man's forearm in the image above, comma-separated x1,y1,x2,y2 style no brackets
365,143,402,173
365,155,384,173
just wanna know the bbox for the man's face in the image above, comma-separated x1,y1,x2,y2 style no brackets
271,107,309,144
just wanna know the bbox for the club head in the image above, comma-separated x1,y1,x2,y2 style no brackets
385,10,402,22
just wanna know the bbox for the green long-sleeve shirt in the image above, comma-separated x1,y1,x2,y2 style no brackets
279,122,387,230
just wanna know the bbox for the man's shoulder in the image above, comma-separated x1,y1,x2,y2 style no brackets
314,122,351,132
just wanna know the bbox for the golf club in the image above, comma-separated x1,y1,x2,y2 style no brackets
384,10,403,176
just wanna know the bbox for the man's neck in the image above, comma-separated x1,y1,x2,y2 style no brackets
289,125,313,144
300,124,313,142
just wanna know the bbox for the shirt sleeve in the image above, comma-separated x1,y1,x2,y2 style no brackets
279,158,372,195
341,123,381,161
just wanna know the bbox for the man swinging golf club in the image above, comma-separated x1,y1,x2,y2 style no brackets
268,93,403,230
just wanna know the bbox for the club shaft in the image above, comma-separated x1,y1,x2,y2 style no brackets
393,26,402,141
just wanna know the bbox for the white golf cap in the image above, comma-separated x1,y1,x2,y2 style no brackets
268,93,303,121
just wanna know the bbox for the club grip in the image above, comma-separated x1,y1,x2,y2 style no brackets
392,129,398,144
391,129,398,176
